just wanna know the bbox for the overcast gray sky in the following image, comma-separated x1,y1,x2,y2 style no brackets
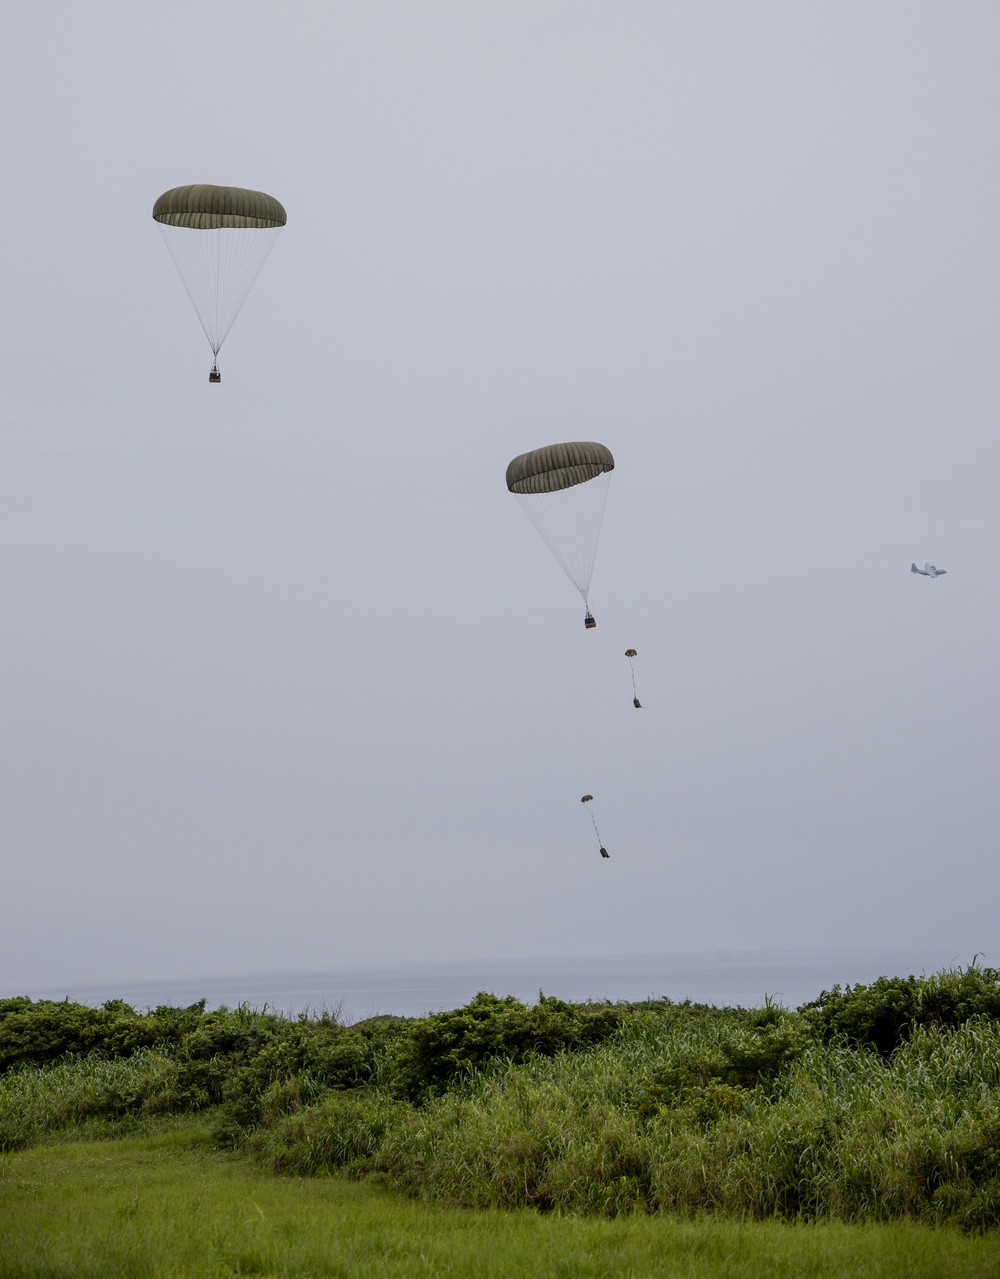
1,2,997,989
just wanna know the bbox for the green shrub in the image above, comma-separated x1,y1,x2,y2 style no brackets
635,1015,805,1118
219,1019,399,1134
0,997,209,1073
800,963,1000,1055
251,1090,407,1175
0,996,418,1147
386,992,623,1102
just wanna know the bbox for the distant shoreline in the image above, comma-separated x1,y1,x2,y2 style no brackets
9,943,987,1020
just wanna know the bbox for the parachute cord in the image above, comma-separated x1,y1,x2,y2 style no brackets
515,469,611,604
158,223,281,359
627,654,640,702
588,810,603,847
213,232,222,346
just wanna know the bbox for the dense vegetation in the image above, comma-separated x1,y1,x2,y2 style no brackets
3,966,1000,1231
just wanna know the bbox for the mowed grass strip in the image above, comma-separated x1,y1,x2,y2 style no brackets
0,1121,998,1279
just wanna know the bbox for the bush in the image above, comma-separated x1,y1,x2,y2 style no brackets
0,998,209,1073
0,996,419,1146
800,964,1000,1055
219,1016,407,1134
386,992,623,1102
250,1090,407,1175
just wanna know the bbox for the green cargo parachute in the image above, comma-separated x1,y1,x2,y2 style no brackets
625,650,641,708
581,794,610,859
153,184,286,383
506,441,614,629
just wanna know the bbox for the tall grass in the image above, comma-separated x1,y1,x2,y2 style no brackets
253,1013,1000,1228
0,1050,189,1150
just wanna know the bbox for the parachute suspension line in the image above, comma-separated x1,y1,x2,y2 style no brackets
212,229,222,353
214,224,279,347
514,469,611,604
158,223,281,357
580,794,608,857
625,649,640,706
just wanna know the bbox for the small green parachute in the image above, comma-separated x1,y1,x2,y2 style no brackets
625,649,641,708
580,794,609,859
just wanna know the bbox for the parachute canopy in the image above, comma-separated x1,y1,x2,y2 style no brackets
506,442,614,496
625,649,637,658
152,185,287,229
507,442,614,622
581,794,594,803
153,184,286,370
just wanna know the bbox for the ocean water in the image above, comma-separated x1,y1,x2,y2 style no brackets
13,943,987,1020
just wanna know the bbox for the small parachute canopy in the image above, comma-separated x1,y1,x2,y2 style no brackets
625,649,637,658
581,794,594,803
507,442,614,623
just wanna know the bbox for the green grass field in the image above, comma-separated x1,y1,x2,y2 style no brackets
1,1120,998,1279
